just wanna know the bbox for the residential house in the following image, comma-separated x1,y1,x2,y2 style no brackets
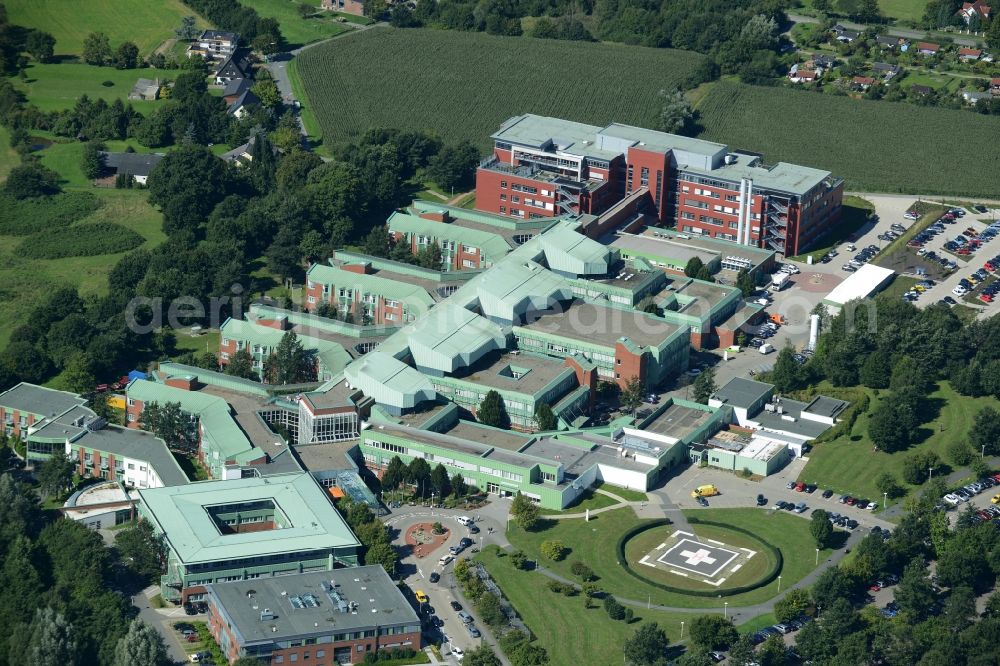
875,34,900,50
321,0,367,16
962,90,992,104
917,42,941,55
97,151,164,185
222,77,251,105
811,53,836,68
991,77,1000,95
788,64,821,83
871,62,902,82
833,24,859,42
958,0,991,23
959,47,982,61
852,76,876,90
910,84,934,96
188,30,239,61
227,89,260,118
214,53,250,85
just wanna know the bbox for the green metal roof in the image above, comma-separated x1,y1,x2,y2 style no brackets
137,473,360,564
344,351,436,410
249,303,400,339
387,212,513,260
404,303,506,373
306,264,435,310
409,200,553,232
540,227,613,276
221,318,352,377
475,259,572,323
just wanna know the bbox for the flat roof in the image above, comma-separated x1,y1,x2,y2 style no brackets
0,383,87,418
518,300,682,350
805,395,849,419
681,152,834,196
675,279,735,303
711,377,773,410
138,473,360,564
522,435,653,476
291,441,357,472
208,566,418,644
446,351,573,397
611,234,718,266
640,402,714,441
306,264,435,309
753,402,830,439
599,122,726,158
823,264,895,306
444,421,532,452
491,114,619,161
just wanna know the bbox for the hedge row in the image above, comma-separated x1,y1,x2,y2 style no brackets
615,518,783,598
16,222,144,259
0,192,101,235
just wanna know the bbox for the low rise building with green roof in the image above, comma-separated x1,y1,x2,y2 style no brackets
387,211,513,271
304,263,435,326
0,382,88,461
137,472,361,603
220,316,353,383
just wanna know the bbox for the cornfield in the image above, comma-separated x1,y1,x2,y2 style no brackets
296,27,708,150
697,82,1000,198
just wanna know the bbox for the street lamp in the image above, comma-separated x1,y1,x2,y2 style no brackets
724,602,728,619
815,548,819,566
777,575,782,593
883,491,888,511
929,467,936,481
680,621,684,640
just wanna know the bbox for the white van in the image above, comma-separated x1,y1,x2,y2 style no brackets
439,554,454,567
456,516,474,527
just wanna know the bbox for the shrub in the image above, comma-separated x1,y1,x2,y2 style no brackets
540,540,567,561
509,550,527,570
432,521,445,534
570,561,595,581
102,80,115,87
15,222,144,259
0,192,101,235
603,594,626,620
546,580,576,596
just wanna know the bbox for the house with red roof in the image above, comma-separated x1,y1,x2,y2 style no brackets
916,42,941,55
958,0,991,23
959,47,983,60
852,76,876,90
991,78,1000,95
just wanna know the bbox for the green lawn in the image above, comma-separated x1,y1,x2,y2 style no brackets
16,63,179,113
876,0,932,22
0,188,165,349
800,381,998,503
0,127,18,183
788,195,874,262
506,507,832,609
537,489,620,516
7,0,205,57
241,0,352,48
477,546,693,666
173,329,221,357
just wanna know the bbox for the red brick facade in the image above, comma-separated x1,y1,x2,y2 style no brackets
0,408,36,439
613,341,645,389
305,272,411,325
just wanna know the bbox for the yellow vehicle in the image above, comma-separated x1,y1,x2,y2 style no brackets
992,494,1000,504
691,484,719,498
415,590,429,604
913,285,927,292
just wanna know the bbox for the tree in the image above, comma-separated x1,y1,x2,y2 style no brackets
251,79,282,108
248,132,279,194
688,615,738,651
540,540,567,560
813,0,832,11
430,463,451,498
969,406,1000,456
770,347,804,392
427,141,480,191
856,0,881,22
381,456,406,493
114,521,164,582
874,471,902,499
82,32,112,66
112,619,169,666
15,607,78,666
684,257,704,277
736,269,755,296
511,491,540,530
794,620,830,663
534,403,557,431
37,453,74,498
656,88,694,135
176,16,199,39
263,331,315,384
868,397,917,452
478,390,509,429
4,163,61,199
363,225,393,257
113,41,140,69
142,401,197,453
415,240,443,269
947,440,975,467
81,141,105,179
450,472,467,498
810,509,833,547
691,368,717,404
895,557,936,621
225,348,258,380
942,586,976,633
25,31,56,62
276,149,322,191
475,591,506,628
620,376,645,415
624,622,670,666
726,633,756,666
570,561,595,581
820,597,857,639
465,645,502,666
773,587,812,623
147,145,231,235
364,541,398,575
406,457,431,496
603,594,626,620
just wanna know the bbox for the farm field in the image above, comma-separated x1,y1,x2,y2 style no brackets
296,27,709,149
505,507,831,609
799,381,997,504
16,63,179,114
796,0,925,21
7,0,203,57
0,189,165,349
241,0,352,48
696,81,1000,197
476,546,692,666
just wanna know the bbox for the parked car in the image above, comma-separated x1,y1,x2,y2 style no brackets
756,494,767,506
429,572,440,584
457,611,473,624
794,502,808,513
822,489,834,499
450,601,463,612
466,624,481,638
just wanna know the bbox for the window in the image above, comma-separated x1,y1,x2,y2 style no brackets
501,181,507,189
500,206,506,213
500,194,506,201
221,338,230,346
127,414,137,423
511,195,520,203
